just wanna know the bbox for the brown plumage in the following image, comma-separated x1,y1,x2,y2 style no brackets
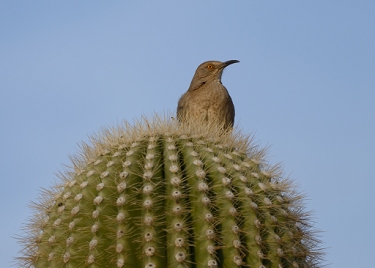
177,60,239,129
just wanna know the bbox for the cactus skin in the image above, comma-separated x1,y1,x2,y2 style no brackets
18,117,322,268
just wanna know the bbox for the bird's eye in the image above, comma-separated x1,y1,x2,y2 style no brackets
207,64,213,69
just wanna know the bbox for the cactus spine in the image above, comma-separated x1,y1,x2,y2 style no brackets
18,116,322,267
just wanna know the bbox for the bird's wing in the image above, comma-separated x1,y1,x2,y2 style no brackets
176,94,187,121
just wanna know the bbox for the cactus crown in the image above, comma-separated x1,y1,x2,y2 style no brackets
17,115,322,267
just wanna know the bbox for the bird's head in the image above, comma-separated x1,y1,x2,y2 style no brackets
188,60,239,91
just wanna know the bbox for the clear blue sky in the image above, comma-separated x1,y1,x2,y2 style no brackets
1,1,374,267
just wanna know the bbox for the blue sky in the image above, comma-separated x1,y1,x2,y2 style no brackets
1,1,374,267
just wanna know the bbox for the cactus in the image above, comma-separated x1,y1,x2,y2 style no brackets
18,116,322,268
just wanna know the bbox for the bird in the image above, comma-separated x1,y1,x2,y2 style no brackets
177,60,239,130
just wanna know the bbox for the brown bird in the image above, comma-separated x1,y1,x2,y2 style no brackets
177,60,239,129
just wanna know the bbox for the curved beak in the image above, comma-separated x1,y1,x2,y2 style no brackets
221,60,240,69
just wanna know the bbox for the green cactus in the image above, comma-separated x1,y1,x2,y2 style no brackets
18,116,322,268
